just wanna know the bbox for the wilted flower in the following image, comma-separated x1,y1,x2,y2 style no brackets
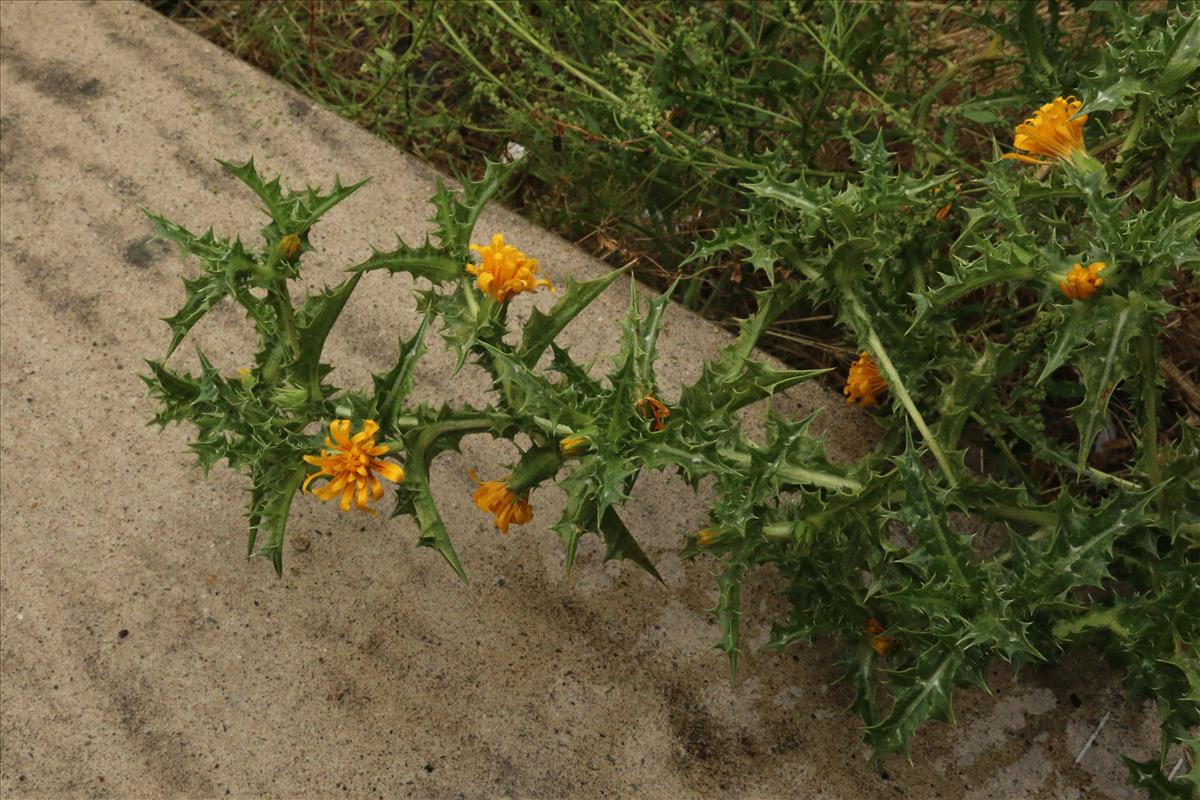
696,528,727,547
843,352,887,408
466,233,551,302
470,470,533,534
871,635,897,656
636,393,670,431
864,617,898,656
303,420,404,513
1059,261,1106,301
935,202,952,221
1003,96,1087,166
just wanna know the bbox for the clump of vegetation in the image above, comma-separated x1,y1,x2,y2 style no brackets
145,1,1198,795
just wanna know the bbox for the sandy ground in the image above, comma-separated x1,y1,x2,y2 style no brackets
0,2,1160,798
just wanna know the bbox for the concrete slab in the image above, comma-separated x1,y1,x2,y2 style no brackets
0,2,1156,797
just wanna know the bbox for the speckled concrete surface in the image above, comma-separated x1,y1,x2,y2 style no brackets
0,2,1158,798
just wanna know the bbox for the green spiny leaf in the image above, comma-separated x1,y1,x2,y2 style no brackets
293,273,362,400
373,311,432,434
866,648,965,757
714,556,748,679
518,268,624,367
352,237,463,284
252,463,308,577
598,504,661,581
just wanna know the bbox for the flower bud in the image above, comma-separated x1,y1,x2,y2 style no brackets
237,367,257,389
271,385,309,409
559,434,591,457
1058,262,1106,301
279,233,302,260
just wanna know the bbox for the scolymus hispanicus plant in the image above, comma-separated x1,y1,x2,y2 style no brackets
144,29,1199,793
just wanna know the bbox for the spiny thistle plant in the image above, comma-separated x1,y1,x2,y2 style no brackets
145,30,1198,799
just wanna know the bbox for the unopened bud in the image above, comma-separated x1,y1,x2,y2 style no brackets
272,385,309,409
559,434,591,457
237,367,256,389
279,233,302,260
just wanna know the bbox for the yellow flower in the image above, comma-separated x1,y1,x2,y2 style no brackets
1059,261,1106,300
636,393,670,431
843,352,887,408
696,528,727,547
559,434,591,457
470,470,533,534
1003,96,1087,166
279,233,302,260
466,233,551,302
302,420,404,513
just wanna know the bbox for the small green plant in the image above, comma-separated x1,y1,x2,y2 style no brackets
145,8,1199,797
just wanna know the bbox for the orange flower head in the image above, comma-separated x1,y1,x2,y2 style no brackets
844,352,887,408
696,528,727,547
636,393,670,431
470,470,533,534
466,233,552,302
303,420,404,513
280,233,302,260
1003,96,1087,166
863,618,897,655
935,202,952,221
871,636,898,656
1059,262,1106,301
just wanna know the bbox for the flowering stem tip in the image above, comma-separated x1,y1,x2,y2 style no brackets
470,470,533,534
1059,262,1106,301
466,233,552,302
1003,96,1087,166
303,420,404,513
843,352,887,408
636,394,670,430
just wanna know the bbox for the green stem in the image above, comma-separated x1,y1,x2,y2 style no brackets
1112,95,1150,184
842,290,957,486
507,446,564,493
272,284,300,357
1137,335,1163,487
778,465,863,493
414,414,500,452
987,503,1056,527
715,447,862,492
762,522,795,540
